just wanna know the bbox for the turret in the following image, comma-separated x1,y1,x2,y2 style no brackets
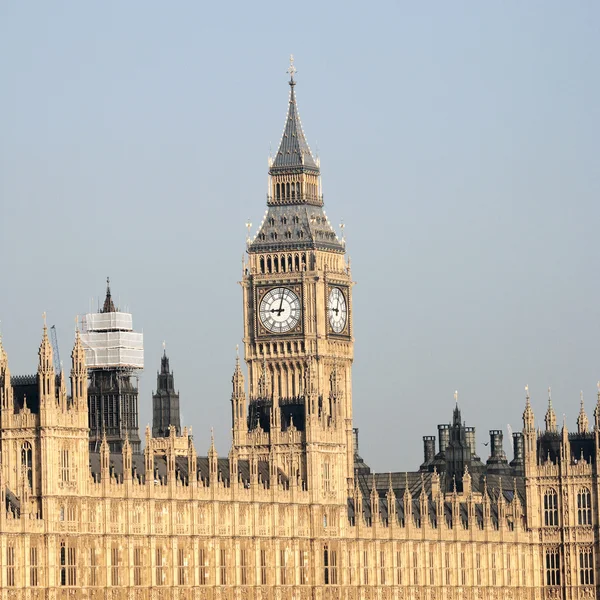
231,349,246,440
38,318,55,408
70,330,87,410
577,390,589,434
0,335,13,412
545,387,557,432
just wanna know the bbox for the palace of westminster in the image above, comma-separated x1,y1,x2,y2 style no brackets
0,63,598,600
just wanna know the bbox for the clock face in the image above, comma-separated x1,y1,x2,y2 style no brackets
259,287,301,333
328,287,347,333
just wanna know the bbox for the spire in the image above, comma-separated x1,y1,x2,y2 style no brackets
545,387,557,432
102,277,117,313
232,346,245,395
523,384,534,431
38,315,55,405
270,55,318,174
577,390,589,434
160,342,170,375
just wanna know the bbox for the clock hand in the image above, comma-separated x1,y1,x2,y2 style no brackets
277,292,285,315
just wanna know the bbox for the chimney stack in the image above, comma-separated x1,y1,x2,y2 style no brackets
438,424,450,455
465,426,476,457
487,430,509,473
423,436,436,464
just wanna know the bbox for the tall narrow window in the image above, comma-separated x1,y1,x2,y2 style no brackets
22,442,33,489
381,550,387,585
134,548,142,586
322,460,331,492
330,549,338,585
544,489,559,527
299,549,308,585
156,547,165,585
261,549,268,585
280,549,287,585
220,548,227,585
198,547,208,585
67,546,76,586
348,550,354,585
445,551,451,585
491,552,497,586
59,449,70,483
396,550,402,585
7,543,15,587
578,488,592,525
30,545,39,587
240,549,248,585
178,548,187,585
412,550,419,585
110,546,119,586
460,551,466,586
580,547,594,585
545,548,561,586
506,552,511,586
89,547,98,587
428,550,434,585
476,551,481,586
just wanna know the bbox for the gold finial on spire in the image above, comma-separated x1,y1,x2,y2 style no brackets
245,219,252,244
162,340,166,353
287,54,297,82
525,384,529,398
42,312,47,330
454,390,458,404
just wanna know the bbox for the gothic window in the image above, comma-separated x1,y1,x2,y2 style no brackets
287,254,293,270
323,545,330,584
198,547,208,585
260,548,268,585
30,545,39,587
6,543,15,586
460,551,466,586
578,488,592,525
67,504,76,522
274,255,279,272
476,551,481,586
89,547,98,587
59,448,70,483
382,550,388,585
299,549,308,585
271,232,278,241
21,442,33,488
276,183,281,200
293,215,299,224
294,255,300,271
286,183,290,198
296,182,301,198
269,217,275,226
545,548,561,586
348,550,354,585
280,549,287,585
396,549,402,585
260,233,266,241
111,545,120,586
507,552,512,586
444,551,451,585
60,541,76,586
322,460,331,492
219,548,227,585
579,547,594,585
544,489,558,526
267,257,272,273
291,182,296,200
363,550,370,585
59,505,65,521
177,548,188,585
155,547,165,585
298,230,304,239
491,551,497,586
281,216,287,225
240,548,248,585
133,547,142,586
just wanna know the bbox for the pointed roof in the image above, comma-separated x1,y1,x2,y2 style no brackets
270,60,318,174
102,277,117,313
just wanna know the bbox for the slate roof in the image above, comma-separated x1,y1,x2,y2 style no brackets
248,204,345,254
270,79,318,173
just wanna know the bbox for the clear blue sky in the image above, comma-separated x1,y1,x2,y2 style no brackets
1,1,598,470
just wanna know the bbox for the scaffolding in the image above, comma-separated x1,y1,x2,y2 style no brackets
80,311,144,370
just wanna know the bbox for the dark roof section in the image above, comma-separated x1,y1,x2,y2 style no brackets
248,204,345,254
270,78,318,173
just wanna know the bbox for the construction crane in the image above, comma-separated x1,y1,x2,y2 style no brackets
50,325,61,374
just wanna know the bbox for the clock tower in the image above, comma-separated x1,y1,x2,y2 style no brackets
237,59,355,502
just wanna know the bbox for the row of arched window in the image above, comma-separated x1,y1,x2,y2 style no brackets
543,488,592,527
257,341,305,356
275,181,318,201
259,253,308,274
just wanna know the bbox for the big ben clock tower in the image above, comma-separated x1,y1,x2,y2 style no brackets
236,58,355,502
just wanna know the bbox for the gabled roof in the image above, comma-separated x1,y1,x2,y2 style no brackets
270,77,318,174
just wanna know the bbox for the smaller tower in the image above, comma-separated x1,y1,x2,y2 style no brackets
152,346,181,438
231,348,246,444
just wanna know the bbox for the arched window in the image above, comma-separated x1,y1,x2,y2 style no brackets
580,547,594,585
545,548,561,586
294,255,300,271
291,182,296,200
578,488,592,525
259,257,265,274
286,182,290,198
544,489,558,527
276,183,281,200
297,182,301,198
281,254,286,271
273,256,279,272
21,441,33,489
267,257,272,274
287,255,293,271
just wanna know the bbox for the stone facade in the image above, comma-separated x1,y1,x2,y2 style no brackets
0,66,598,599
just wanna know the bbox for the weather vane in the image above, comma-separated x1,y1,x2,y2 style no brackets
287,54,297,81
